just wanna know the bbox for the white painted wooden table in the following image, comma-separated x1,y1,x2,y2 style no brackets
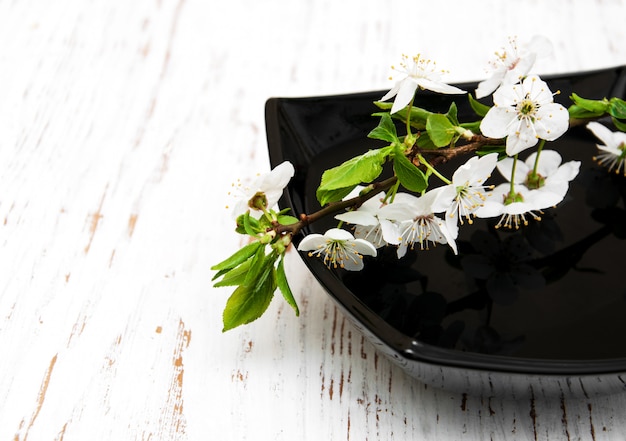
2,0,626,439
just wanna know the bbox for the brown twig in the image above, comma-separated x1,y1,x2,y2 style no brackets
274,176,398,237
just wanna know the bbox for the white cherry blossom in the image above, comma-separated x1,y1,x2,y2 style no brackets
586,121,626,175
480,75,569,156
297,228,377,271
475,183,548,229
475,35,553,99
495,150,580,204
381,54,466,114
379,190,458,258
230,161,295,218
436,153,499,237
334,189,399,248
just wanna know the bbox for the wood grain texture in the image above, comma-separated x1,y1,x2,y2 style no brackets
1,0,626,439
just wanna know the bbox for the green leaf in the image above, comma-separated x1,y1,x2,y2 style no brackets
211,241,262,272
374,102,432,130
277,207,292,215
460,120,481,133
222,257,277,331
468,94,491,117
235,213,260,235
446,102,459,126
609,98,626,119
612,117,626,132
276,256,299,316
426,113,456,147
316,147,392,205
319,149,389,190
570,93,609,113
415,132,436,150
213,259,253,287
368,113,399,143
277,214,299,225
393,152,428,192
568,104,603,119
243,247,266,287
316,186,357,207
242,212,262,236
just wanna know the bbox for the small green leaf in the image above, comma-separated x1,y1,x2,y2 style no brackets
319,149,388,190
242,212,262,237
222,262,277,331
426,113,456,147
211,241,262,271
570,93,609,113
446,102,459,126
415,132,436,150
316,185,357,207
460,120,481,133
612,117,626,132
222,252,279,331
609,98,626,119
277,214,299,225
213,259,253,287
243,247,266,287
276,256,299,316
393,152,428,192
316,147,393,205
568,104,603,119
368,113,399,143
374,102,431,130
468,94,491,118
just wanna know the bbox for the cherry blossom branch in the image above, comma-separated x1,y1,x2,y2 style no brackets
274,135,507,239
274,176,399,237
411,135,504,167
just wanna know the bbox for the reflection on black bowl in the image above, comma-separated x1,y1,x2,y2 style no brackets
265,66,626,398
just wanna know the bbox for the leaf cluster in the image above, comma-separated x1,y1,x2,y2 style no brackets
569,93,626,131
213,209,300,331
315,97,489,206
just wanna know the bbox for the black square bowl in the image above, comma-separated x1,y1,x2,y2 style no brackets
265,66,626,398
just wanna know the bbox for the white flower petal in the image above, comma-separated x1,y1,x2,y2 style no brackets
475,70,506,99
524,150,561,176
381,82,401,102
378,202,414,222
390,80,418,114
597,144,622,156
506,123,539,156
503,52,536,84
551,160,581,183
480,107,516,139
257,161,295,192
523,76,553,103
437,219,458,253
297,234,326,251
324,228,355,241
342,258,365,272
497,157,527,184
416,77,466,95
534,104,569,141
525,187,564,209
586,121,615,146
493,81,523,107
379,219,401,245
352,238,378,257
335,210,378,226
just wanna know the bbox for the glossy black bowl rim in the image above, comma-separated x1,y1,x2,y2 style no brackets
265,65,626,375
